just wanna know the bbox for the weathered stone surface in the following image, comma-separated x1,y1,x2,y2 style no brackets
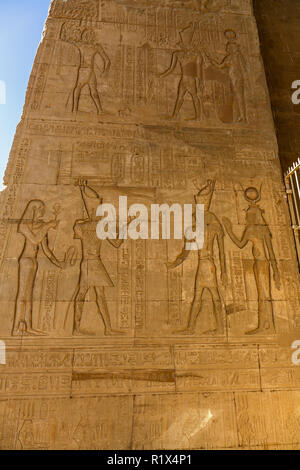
0,0,299,450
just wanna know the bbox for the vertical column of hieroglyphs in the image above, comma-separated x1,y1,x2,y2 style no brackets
0,0,299,450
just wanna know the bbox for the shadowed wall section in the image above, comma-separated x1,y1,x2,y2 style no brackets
254,0,300,172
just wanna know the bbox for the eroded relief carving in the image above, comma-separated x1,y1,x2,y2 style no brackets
205,29,248,122
158,23,205,120
107,0,231,13
39,0,257,128
60,23,111,113
17,418,55,450
223,186,281,335
50,0,99,23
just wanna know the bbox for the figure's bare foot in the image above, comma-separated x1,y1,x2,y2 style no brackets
185,115,198,121
12,321,27,336
25,328,47,337
13,329,47,337
12,322,47,337
245,327,265,335
262,321,275,334
73,329,86,336
12,329,23,337
246,323,275,335
172,328,195,336
163,114,176,120
203,328,224,336
105,329,126,336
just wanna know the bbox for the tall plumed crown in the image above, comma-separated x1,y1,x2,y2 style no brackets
179,23,196,46
195,179,216,208
82,184,100,200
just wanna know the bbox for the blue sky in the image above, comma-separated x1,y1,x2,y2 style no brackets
0,0,50,189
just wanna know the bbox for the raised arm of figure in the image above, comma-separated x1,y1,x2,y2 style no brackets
159,52,179,78
206,52,230,70
223,217,249,249
166,238,191,270
108,237,124,249
264,229,281,289
97,43,111,73
107,215,136,249
41,237,62,269
216,223,228,285
19,220,57,245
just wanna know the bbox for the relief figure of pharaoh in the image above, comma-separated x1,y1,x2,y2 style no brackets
13,200,63,336
68,181,129,336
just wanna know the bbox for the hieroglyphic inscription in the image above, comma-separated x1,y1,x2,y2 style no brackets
38,271,59,331
133,240,147,330
118,245,132,329
229,251,247,313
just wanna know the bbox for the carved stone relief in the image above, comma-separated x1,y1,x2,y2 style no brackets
0,0,299,450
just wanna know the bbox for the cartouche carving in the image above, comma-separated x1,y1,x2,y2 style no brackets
223,186,281,335
168,180,227,335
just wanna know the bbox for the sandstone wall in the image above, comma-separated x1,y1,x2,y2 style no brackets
0,0,299,450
